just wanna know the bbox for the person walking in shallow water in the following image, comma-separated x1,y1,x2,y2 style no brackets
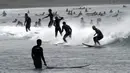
43,9,54,27
32,39,47,69
24,13,31,32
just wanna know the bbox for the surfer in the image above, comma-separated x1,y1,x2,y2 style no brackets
92,26,103,45
61,22,72,42
31,39,47,69
37,18,41,26
24,13,31,32
54,16,64,37
80,17,85,26
43,9,54,27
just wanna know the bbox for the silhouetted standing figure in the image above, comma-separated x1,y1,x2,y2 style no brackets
54,16,64,37
24,13,31,32
32,39,47,69
90,20,93,24
34,19,41,27
2,11,7,17
80,17,85,26
92,26,103,45
110,10,113,13
27,10,30,14
97,18,101,25
34,21,38,27
62,22,72,42
43,9,54,27
85,8,88,12
38,19,41,26
66,8,69,12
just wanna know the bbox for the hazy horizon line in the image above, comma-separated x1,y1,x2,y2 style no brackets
0,3,129,9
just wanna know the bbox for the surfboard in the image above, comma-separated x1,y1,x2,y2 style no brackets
54,42,65,46
82,43,102,48
46,64,90,69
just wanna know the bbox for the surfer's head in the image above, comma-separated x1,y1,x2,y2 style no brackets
37,39,42,46
39,18,41,21
63,22,66,25
92,25,96,30
48,9,52,13
25,13,28,17
55,16,58,20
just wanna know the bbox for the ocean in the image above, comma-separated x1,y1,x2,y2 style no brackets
0,4,130,73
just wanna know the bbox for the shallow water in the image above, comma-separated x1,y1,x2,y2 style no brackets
0,4,130,73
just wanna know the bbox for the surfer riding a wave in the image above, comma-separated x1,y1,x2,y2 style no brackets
92,25,103,46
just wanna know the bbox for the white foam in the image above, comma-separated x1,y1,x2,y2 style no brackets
0,5,130,45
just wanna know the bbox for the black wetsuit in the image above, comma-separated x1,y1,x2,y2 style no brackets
62,24,72,42
31,46,46,69
25,16,31,32
93,29,103,42
48,13,54,27
54,18,63,37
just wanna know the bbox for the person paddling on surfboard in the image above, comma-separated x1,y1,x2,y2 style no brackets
92,26,103,45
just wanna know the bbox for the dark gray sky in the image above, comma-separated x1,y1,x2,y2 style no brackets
0,0,129,8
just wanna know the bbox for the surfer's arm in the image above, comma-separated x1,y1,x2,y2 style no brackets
69,27,72,32
60,17,64,21
31,47,34,60
42,14,49,19
94,33,96,36
61,26,64,33
41,48,47,66
24,18,27,26
53,21,56,26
